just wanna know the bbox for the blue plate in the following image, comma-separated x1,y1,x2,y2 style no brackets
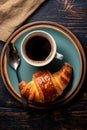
1,22,86,109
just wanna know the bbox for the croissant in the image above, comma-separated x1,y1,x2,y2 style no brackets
18,62,72,103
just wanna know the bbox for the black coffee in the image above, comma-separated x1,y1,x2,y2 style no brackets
25,36,51,61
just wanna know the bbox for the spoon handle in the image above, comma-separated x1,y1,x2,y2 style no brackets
16,70,29,111
16,69,21,82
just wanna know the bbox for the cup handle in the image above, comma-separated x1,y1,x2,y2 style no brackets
55,52,63,60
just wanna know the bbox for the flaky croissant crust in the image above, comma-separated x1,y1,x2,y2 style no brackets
18,62,72,103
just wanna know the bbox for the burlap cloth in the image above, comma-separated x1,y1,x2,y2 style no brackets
0,0,45,42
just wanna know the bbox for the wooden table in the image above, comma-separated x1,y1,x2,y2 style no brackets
0,0,87,129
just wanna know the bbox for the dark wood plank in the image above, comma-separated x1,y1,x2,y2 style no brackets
0,0,87,129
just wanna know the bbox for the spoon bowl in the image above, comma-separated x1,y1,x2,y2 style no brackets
7,44,20,70
7,43,21,81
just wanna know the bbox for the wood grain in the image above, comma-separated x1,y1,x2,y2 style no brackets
0,0,87,129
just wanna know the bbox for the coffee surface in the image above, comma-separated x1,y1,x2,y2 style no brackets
25,36,51,61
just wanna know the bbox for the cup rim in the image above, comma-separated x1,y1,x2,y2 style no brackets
21,30,57,67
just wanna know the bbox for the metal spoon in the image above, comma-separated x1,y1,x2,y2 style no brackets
6,43,28,110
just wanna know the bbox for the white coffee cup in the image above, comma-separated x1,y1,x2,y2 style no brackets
21,30,63,67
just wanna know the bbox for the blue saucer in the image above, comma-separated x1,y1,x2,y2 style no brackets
1,22,86,109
